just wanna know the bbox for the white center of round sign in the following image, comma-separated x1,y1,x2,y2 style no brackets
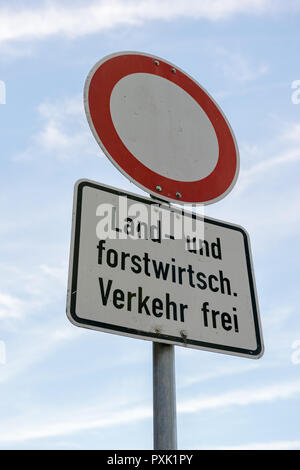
110,73,219,182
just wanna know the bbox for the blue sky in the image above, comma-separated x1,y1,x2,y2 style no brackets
0,0,300,450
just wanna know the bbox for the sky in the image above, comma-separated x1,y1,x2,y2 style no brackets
0,0,300,450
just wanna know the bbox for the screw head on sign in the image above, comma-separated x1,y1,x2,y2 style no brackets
171,68,176,73
176,192,182,199
156,185,162,192
154,60,159,66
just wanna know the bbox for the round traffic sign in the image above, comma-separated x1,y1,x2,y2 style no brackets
84,51,239,205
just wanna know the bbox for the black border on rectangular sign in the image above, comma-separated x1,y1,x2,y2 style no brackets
67,180,263,359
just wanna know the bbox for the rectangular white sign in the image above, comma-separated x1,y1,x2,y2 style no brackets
67,179,264,359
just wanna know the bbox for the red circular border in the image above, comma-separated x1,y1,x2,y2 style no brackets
87,53,238,203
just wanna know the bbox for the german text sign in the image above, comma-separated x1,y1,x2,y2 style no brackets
67,180,263,359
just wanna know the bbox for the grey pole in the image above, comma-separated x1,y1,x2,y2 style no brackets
152,342,177,450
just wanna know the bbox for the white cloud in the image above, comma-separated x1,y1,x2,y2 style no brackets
280,122,300,143
0,262,67,322
0,0,285,45
218,439,300,450
263,305,294,328
234,119,300,196
0,262,74,382
0,378,299,444
0,41,33,59
40,264,68,286
215,48,269,82
238,147,300,193
213,80,289,100
0,322,83,384
0,402,152,445
34,96,98,158
207,116,300,250
14,95,101,161
178,379,300,413
179,362,259,388
0,292,25,320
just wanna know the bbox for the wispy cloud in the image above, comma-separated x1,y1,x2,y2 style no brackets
0,41,33,59
263,305,295,328
0,321,83,384
235,120,300,195
239,147,300,191
217,439,300,450
213,80,289,101
207,115,300,250
0,262,67,322
179,362,259,388
280,121,300,143
14,95,101,161
178,379,300,413
214,48,269,82
0,0,286,45
0,378,299,444
0,402,152,445
0,292,25,320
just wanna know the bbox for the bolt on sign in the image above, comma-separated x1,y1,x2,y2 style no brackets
67,180,263,359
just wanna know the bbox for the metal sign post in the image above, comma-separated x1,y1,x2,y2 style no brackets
153,343,177,450
152,194,177,451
